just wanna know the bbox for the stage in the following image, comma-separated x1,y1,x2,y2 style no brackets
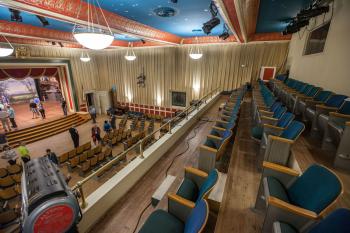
1,100,68,133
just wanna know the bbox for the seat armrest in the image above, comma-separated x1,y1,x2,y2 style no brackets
168,193,195,222
263,161,300,177
263,125,284,137
316,105,338,115
329,112,350,120
268,135,294,144
261,116,278,125
199,145,218,153
216,120,228,124
268,196,318,219
184,167,208,178
212,126,226,131
207,135,223,142
257,105,269,111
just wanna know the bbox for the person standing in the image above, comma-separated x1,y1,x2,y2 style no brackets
46,149,58,165
103,120,112,134
61,98,68,116
29,100,39,119
0,108,11,132
7,105,17,128
89,105,97,123
110,113,116,130
91,124,101,145
18,141,31,163
38,103,46,119
68,125,79,148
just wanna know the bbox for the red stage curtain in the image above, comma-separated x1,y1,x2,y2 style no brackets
0,67,59,80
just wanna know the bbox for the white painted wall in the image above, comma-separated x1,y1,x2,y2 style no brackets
286,0,350,96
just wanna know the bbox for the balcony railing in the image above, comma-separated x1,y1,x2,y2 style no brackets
71,87,221,208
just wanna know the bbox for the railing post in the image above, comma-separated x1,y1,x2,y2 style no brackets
186,109,188,120
140,141,144,159
77,182,87,209
168,122,172,134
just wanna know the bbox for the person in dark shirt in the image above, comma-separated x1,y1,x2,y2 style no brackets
68,125,79,148
29,100,39,119
61,98,68,116
46,148,58,165
110,113,116,130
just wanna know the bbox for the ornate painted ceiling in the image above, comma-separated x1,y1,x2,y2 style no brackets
0,0,312,48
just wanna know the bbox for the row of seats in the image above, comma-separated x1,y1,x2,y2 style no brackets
138,86,248,233
251,78,348,233
252,80,305,170
102,128,132,146
271,76,350,170
198,87,246,173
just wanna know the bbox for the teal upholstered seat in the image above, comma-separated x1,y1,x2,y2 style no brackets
139,199,208,233
325,95,347,108
266,164,342,214
139,209,184,233
338,98,350,115
252,126,264,140
280,121,305,140
177,179,199,202
177,169,218,203
274,208,350,233
287,165,342,214
266,177,289,203
314,91,332,102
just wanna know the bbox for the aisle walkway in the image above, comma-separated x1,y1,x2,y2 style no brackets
90,97,225,233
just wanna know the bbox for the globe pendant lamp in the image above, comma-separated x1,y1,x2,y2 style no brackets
189,37,203,60
72,0,114,50
80,51,91,62
124,42,136,61
0,35,14,57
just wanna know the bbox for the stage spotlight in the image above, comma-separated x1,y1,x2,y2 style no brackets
282,19,309,35
171,0,178,3
52,42,56,46
9,9,22,22
219,23,230,40
202,17,220,35
297,6,329,20
140,39,146,44
219,32,229,40
202,1,220,35
36,15,50,27
58,42,64,47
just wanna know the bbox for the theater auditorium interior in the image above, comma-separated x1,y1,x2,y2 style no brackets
0,0,349,232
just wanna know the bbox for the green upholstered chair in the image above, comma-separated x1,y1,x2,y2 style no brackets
198,130,232,173
139,199,209,233
273,208,350,233
251,110,293,141
169,167,218,207
257,120,305,170
255,163,343,233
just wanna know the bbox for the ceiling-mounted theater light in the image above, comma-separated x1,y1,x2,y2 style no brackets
125,42,136,61
189,37,203,60
0,35,14,57
72,0,114,50
219,23,230,40
80,51,91,62
202,1,221,35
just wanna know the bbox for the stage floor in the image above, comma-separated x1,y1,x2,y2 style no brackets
0,100,68,133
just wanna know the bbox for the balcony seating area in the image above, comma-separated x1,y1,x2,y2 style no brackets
271,76,350,170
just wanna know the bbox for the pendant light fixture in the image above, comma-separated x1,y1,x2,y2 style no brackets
124,42,136,61
189,37,203,60
80,51,91,62
0,35,14,57
73,0,114,50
